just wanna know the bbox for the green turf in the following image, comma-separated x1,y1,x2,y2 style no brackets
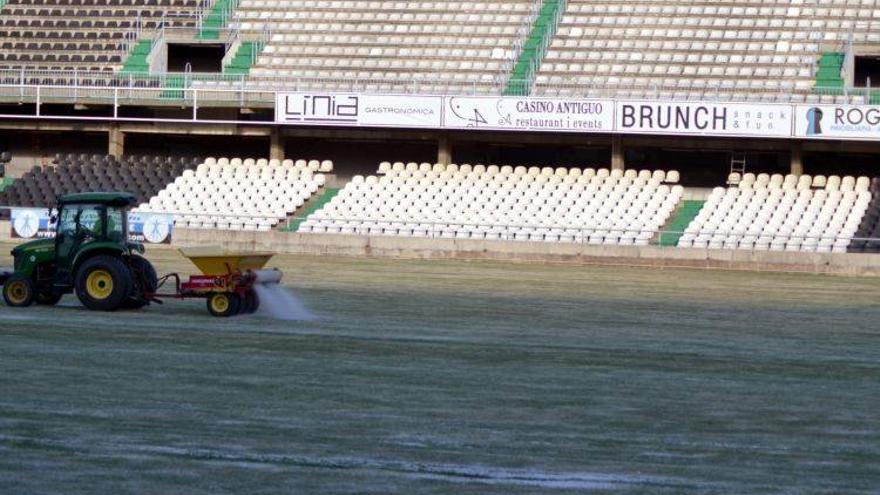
281,187,339,232
658,200,705,246
1,248,879,493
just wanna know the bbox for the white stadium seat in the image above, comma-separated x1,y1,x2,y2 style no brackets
300,163,683,246
134,157,332,231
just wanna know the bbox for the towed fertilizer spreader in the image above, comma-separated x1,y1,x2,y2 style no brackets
152,248,284,317
0,191,283,317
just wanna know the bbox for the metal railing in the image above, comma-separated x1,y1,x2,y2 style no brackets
505,0,547,85
0,64,877,105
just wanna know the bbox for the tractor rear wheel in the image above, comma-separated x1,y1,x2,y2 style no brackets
75,255,132,311
123,255,158,309
3,274,35,307
207,292,241,317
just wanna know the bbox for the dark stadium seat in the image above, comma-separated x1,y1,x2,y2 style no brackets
0,0,207,77
850,178,880,253
0,154,200,219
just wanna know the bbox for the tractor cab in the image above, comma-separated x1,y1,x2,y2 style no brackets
51,192,138,284
2,191,156,310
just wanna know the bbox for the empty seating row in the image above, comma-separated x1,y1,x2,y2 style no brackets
533,0,880,102
135,157,333,231
233,0,538,94
0,154,199,218
850,178,880,253
0,0,207,72
678,177,872,253
728,172,873,192
299,164,683,245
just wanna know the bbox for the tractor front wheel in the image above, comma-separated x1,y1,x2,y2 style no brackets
75,255,133,311
207,293,241,317
3,274,35,307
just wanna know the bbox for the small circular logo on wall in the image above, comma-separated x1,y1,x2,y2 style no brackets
143,216,170,244
13,211,40,238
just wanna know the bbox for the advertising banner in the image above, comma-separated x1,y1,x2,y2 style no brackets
615,101,793,137
10,208,173,244
10,208,55,239
794,104,880,140
128,212,174,244
275,93,443,128
443,96,614,133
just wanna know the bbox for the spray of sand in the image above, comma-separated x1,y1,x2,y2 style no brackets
253,284,316,321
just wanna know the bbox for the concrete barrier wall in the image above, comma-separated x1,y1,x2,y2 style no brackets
170,227,880,277
4,220,880,276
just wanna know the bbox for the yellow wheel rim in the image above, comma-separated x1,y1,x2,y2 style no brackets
86,269,114,300
210,294,230,313
5,281,29,304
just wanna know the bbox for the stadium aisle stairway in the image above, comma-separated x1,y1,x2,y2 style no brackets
657,200,704,247
0,154,199,218
678,173,873,253
504,0,565,96
281,187,340,232
136,157,332,231
299,162,683,245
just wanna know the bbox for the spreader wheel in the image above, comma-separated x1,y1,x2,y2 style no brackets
207,292,241,317
241,290,260,314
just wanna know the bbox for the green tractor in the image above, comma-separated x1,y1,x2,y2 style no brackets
0,192,158,311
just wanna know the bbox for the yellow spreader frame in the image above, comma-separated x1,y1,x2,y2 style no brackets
179,247,275,277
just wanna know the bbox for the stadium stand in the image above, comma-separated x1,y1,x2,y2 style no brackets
229,0,542,93
135,157,332,231
849,178,880,253
0,154,199,218
0,0,874,102
0,0,206,76
298,162,683,244
677,174,873,253
531,1,876,102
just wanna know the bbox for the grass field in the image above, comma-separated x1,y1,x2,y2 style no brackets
1,243,879,493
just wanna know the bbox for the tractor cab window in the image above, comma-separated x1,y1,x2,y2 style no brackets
106,207,125,241
57,207,81,236
57,204,103,239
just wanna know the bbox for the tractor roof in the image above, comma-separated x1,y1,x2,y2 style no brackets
58,192,137,207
